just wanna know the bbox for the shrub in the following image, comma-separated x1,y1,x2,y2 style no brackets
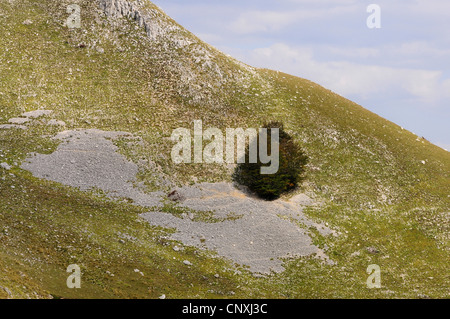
233,121,308,200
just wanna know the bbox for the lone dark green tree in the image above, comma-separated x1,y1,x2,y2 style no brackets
233,121,308,200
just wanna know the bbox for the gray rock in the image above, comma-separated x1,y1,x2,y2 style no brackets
8,117,30,125
22,110,53,118
141,183,334,274
20,129,164,207
47,119,66,126
0,124,27,130
0,162,11,170
183,260,192,266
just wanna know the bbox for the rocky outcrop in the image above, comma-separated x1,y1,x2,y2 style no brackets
99,0,143,21
99,0,172,41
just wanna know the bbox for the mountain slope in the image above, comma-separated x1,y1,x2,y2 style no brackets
0,0,448,298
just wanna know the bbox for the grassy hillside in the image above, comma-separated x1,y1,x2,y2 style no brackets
0,0,448,298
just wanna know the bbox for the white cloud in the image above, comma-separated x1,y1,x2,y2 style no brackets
389,42,450,58
325,46,381,59
408,0,450,16
237,43,450,102
229,5,357,34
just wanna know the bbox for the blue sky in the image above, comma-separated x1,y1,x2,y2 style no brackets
152,0,450,151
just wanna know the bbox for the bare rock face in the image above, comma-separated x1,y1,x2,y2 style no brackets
99,0,165,41
99,0,199,48
97,0,254,73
